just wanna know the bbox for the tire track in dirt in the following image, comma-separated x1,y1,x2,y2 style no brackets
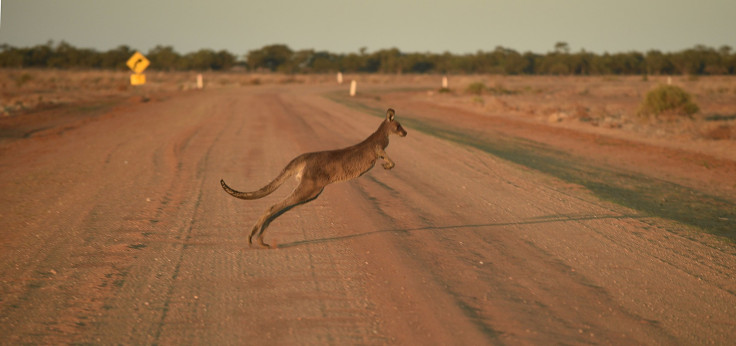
0,92,203,342
89,91,250,344
150,100,232,344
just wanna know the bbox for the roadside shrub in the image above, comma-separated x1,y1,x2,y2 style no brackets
638,85,699,119
466,82,486,95
15,73,33,87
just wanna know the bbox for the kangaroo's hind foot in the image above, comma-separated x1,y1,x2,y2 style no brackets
248,225,271,249
247,180,325,248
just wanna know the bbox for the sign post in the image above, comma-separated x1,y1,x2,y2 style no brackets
126,51,150,86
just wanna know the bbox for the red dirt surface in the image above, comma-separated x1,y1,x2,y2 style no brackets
1,80,734,344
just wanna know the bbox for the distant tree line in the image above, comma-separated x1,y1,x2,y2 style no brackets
2,41,735,75
0,41,237,71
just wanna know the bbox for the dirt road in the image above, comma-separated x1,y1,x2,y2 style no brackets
1,83,735,344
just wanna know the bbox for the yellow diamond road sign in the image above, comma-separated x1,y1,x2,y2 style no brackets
126,51,150,74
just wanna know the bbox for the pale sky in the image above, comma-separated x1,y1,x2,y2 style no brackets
1,0,735,57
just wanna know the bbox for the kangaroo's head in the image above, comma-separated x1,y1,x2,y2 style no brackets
385,108,407,137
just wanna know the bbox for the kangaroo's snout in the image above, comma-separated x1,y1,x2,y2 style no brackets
395,123,408,137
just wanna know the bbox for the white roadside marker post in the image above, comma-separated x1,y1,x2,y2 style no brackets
350,80,357,97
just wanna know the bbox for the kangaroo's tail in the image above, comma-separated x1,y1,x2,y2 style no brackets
220,160,302,200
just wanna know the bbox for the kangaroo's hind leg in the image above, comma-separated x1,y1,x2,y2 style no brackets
249,179,325,248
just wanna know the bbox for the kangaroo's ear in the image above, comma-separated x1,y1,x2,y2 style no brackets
386,108,395,122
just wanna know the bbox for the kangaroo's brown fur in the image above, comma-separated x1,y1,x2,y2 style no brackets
221,108,407,248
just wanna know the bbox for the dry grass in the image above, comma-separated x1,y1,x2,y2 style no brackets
428,75,736,140
0,69,436,115
2,70,734,141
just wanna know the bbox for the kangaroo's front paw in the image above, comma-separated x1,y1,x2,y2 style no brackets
382,162,395,170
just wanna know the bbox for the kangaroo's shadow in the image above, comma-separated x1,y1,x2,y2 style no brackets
276,213,643,249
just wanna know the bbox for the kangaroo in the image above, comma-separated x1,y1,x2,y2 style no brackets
221,108,407,248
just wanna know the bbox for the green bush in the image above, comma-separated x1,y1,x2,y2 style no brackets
639,85,699,119
466,82,486,95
